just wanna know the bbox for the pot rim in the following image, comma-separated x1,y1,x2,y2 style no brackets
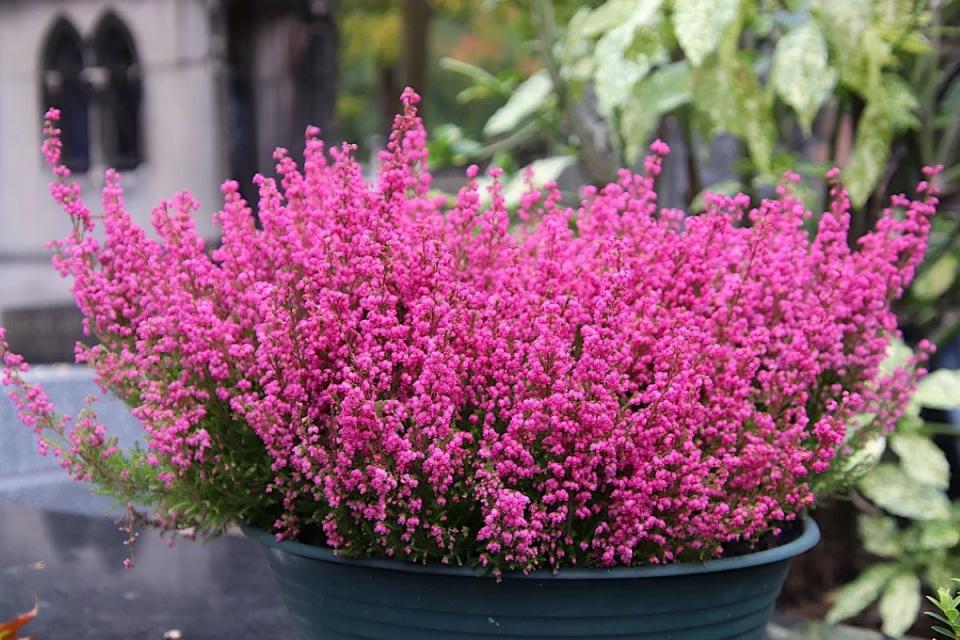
241,515,819,580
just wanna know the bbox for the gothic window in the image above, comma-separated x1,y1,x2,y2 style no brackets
41,18,90,173
92,13,142,170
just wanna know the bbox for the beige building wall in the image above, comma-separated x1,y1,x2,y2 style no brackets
0,0,225,310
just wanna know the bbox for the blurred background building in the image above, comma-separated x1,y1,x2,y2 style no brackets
0,0,336,361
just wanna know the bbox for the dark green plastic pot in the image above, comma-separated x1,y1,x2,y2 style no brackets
243,518,819,639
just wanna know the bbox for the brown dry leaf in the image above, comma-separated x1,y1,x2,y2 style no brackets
0,600,38,640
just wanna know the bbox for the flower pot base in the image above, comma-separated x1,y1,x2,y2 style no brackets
244,518,820,639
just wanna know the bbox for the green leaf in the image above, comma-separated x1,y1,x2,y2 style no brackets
770,23,837,132
621,61,692,163
904,520,960,551
484,70,554,138
672,0,740,66
873,0,921,33
880,75,921,133
850,412,878,432
842,100,892,208
826,563,899,624
811,0,871,56
858,514,901,558
926,565,960,598
839,433,886,478
840,26,894,98
858,464,951,521
693,53,774,172
878,572,922,637
456,85,496,104
895,30,931,56
440,57,502,91
879,338,913,378
898,410,924,431
890,433,951,489
593,26,647,115
914,369,960,411
557,8,596,86
581,0,642,36
936,76,960,129
592,1,667,115
913,254,959,302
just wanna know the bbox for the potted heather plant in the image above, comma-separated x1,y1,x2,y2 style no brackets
0,91,943,639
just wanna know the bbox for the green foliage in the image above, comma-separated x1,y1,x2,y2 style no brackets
817,433,886,496
858,463,951,521
592,0,668,116
842,100,894,210
858,514,901,558
901,214,960,349
444,0,942,204
889,432,951,489
914,369,960,410
693,50,774,173
812,0,872,54
826,563,900,625
927,579,960,639
672,0,739,66
906,520,960,552
428,124,482,168
483,69,555,137
337,1,546,154
878,572,923,637
913,254,960,302
769,22,836,133
827,351,960,636
439,57,511,102
621,61,691,163
579,0,636,35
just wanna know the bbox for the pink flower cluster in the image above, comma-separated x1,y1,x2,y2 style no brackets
0,90,941,573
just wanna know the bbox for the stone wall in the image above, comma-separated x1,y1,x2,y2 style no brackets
0,0,225,313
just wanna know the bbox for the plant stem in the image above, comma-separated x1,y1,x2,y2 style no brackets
529,0,618,185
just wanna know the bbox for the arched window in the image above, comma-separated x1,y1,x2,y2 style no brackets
92,13,142,170
41,18,90,173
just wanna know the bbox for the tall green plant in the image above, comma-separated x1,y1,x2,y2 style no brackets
461,1,938,197
825,345,960,637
